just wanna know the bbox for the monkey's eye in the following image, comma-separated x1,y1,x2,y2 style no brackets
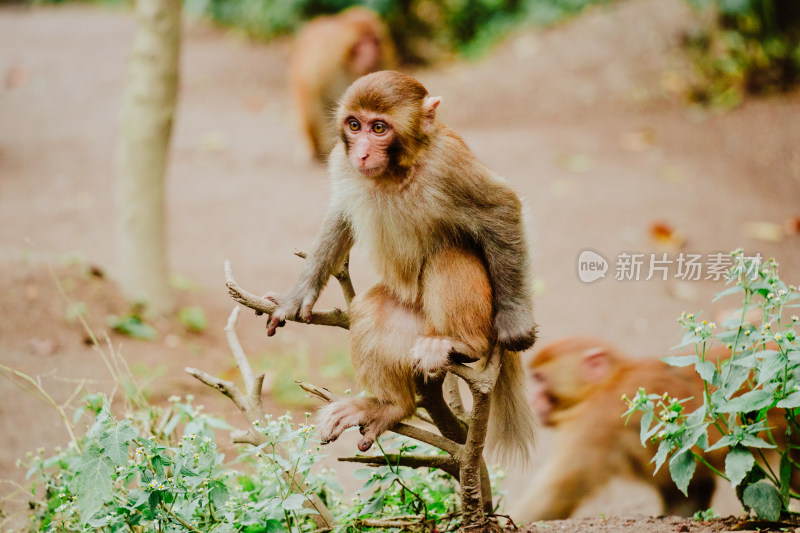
347,119,361,132
371,121,387,134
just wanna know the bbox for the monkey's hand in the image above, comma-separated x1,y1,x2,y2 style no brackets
261,288,318,336
495,307,537,352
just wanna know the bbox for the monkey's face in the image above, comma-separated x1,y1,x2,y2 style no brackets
528,367,558,426
342,112,395,177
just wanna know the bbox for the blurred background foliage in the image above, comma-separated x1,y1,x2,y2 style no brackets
683,0,800,106
31,0,800,103
188,0,618,63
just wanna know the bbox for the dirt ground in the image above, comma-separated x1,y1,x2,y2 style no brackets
1,0,799,531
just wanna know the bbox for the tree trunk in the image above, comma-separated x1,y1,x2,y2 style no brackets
115,0,181,315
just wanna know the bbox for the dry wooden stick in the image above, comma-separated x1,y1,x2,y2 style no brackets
339,454,460,479
187,308,335,528
224,260,349,329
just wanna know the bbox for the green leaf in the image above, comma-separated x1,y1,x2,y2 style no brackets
73,444,113,521
209,481,229,509
177,306,207,333
352,469,375,480
653,439,671,473
640,408,654,446
662,355,699,367
739,434,776,449
669,450,696,497
281,494,306,511
359,493,385,516
99,420,137,466
695,360,717,383
107,314,157,340
264,519,289,533
777,391,800,408
239,476,256,493
716,389,774,413
743,482,781,521
722,365,752,398
725,446,755,487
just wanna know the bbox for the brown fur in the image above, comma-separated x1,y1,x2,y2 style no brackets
514,337,795,521
289,7,397,161
266,71,536,460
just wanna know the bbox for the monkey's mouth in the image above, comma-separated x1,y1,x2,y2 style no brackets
358,164,384,177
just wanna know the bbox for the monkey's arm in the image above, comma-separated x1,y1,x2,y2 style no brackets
265,207,354,336
474,192,536,352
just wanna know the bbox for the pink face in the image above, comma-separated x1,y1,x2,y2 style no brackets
343,113,394,177
528,370,556,426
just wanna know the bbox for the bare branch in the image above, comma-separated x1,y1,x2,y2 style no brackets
187,312,336,529
458,343,502,526
340,453,460,479
443,373,466,418
224,307,254,388
224,260,349,329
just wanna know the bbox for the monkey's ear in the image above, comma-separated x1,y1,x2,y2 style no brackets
580,347,610,383
422,96,441,125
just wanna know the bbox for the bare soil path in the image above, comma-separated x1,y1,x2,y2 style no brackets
1,1,799,530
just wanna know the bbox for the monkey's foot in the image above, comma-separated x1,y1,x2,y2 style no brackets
412,336,456,376
316,398,405,452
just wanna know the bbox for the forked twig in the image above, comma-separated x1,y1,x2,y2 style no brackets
224,260,349,329
187,307,334,528
225,252,508,529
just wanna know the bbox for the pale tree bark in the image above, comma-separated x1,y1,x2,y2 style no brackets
115,0,180,315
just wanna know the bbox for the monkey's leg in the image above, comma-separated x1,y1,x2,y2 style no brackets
317,284,421,451
414,248,494,375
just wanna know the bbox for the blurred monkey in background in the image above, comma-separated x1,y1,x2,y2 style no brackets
513,337,722,521
513,336,796,521
289,7,398,161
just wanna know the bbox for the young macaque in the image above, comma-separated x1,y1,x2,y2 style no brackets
514,337,792,521
265,71,536,460
289,7,398,162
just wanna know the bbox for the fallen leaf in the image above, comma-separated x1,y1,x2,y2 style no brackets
649,221,686,250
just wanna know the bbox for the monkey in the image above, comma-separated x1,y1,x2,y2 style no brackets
288,7,398,162
264,71,537,459
512,336,794,521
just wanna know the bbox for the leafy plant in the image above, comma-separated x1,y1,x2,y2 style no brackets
107,313,158,340
683,0,800,106
177,306,208,333
21,396,338,532
625,249,800,521
19,390,481,531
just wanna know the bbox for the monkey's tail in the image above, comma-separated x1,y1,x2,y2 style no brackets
486,349,536,465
